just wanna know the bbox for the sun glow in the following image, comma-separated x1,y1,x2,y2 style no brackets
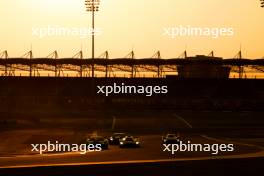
30,0,83,12
0,0,263,59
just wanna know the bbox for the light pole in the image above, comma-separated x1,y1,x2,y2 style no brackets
85,0,100,78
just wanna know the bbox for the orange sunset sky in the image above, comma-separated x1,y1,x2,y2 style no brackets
0,0,263,59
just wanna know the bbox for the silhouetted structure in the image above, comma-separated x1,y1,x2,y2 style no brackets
0,50,263,78
177,55,231,79
85,0,101,78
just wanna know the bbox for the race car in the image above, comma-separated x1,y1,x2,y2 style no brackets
162,133,180,144
109,133,126,145
86,136,109,150
119,136,140,148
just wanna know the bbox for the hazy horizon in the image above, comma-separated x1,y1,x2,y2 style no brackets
0,0,263,59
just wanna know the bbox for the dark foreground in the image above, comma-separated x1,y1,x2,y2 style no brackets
0,157,263,176
0,77,263,175
0,77,263,117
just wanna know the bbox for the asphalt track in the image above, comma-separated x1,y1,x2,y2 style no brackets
0,111,264,175
0,133,263,169
0,134,263,176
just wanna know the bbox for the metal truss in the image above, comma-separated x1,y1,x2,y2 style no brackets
0,50,263,78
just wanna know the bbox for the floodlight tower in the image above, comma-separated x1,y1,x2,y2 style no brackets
85,0,100,78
